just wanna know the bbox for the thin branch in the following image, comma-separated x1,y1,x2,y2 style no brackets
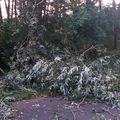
102,107,117,117
80,45,97,60
0,68,4,74
33,0,44,9
70,108,76,120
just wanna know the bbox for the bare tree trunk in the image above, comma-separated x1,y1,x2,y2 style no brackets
99,0,102,10
11,0,14,19
0,2,3,23
14,0,17,25
8,0,10,19
43,0,46,16
19,0,23,15
112,0,117,49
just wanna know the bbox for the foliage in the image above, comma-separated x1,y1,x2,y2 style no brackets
22,50,120,108
0,0,120,115
0,89,37,119
0,21,17,69
0,90,36,100
1,0,120,69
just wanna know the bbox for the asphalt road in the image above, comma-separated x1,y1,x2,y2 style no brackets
12,96,120,120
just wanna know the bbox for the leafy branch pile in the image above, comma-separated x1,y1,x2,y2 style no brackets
0,0,120,119
24,52,120,107
3,41,119,108
0,100,12,119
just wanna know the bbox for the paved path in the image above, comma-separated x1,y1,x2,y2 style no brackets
12,97,120,120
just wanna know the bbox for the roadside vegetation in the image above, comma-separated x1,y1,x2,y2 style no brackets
0,0,120,119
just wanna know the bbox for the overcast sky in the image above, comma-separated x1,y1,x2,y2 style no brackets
1,0,120,18
104,0,120,4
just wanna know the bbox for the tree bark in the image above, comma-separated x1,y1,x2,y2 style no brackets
15,0,17,25
11,0,14,19
0,3,3,23
99,0,102,10
112,0,117,49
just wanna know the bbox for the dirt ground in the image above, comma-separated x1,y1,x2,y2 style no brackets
12,96,120,120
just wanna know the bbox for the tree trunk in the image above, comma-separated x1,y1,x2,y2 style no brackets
8,0,10,19
14,0,17,25
11,0,14,19
99,0,102,10
19,0,23,14
112,0,117,49
0,3,3,23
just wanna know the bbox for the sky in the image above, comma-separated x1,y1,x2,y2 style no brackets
1,0,6,18
104,0,120,4
0,0,120,18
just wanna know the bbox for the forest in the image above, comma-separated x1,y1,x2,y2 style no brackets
0,0,120,120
